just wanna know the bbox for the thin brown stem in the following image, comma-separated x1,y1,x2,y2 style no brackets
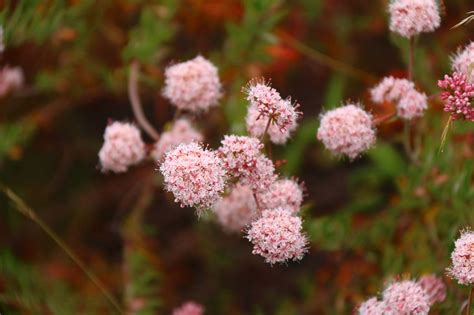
403,122,418,164
0,183,123,314
128,61,160,141
373,111,397,125
408,37,415,81
253,192,262,216
260,117,272,142
466,285,473,315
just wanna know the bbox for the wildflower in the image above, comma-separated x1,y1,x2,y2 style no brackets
212,183,257,233
0,66,24,97
397,89,428,120
258,178,304,214
218,135,263,178
382,280,430,315
239,154,277,193
418,274,446,305
163,56,222,112
160,142,226,212
451,42,474,83
358,297,387,315
151,119,203,161
246,208,307,264
98,122,146,173
317,104,376,159
438,72,474,122
388,0,441,38
172,301,204,315
447,229,474,285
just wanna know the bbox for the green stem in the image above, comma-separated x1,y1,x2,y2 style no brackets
0,183,124,314
403,122,418,164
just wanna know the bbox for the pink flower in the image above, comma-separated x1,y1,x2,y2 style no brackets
447,229,474,285
397,89,428,120
317,104,376,160
163,56,222,112
151,119,203,161
159,142,226,212
212,183,257,232
451,42,474,83
258,178,304,214
246,208,307,264
0,66,24,97
358,297,387,315
98,122,146,173
388,0,441,38
239,154,277,193
172,301,204,315
438,72,474,122
218,135,263,178
382,280,430,315
418,274,446,305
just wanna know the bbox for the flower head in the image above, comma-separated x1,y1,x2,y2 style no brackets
218,135,263,177
397,89,428,120
160,142,226,211
212,183,257,232
239,154,277,193
98,122,146,173
388,0,441,38
438,72,474,122
151,119,203,161
258,178,304,214
317,104,376,159
447,229,474,285
0,66,24,97
358,297,387,315
382,280,430,315
163,56,222,112
451,42,474,83
418,274,446,305
172,301,204,315
246,208,307,264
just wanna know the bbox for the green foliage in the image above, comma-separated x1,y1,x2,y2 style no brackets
0,122,35,162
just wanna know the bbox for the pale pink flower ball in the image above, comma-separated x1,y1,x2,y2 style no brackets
317,104,376,160
397,89,428,120
162,55,222,112
160,142,226,211
239,154,277,193
388,0,441,38
98,122,146,173
218,135,263,178
370,77,415,104
447,230,474,285
0,66,24,97
172,301,204,315
382,280,430,315
258,178,304,214
418,274,446,305
151,119,203,161
451,42,474,83
212,183,257,233
246,208,307,264
358,297,387,315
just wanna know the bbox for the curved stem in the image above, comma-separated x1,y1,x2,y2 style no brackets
0,183,124,314
128,61,160,141
439,116,453,153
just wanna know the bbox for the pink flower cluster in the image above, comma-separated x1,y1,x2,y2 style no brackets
358,297,386,315
258,178,304,214
172,301,204,315
451,42,474,83
246,208,307,264
98,122,146,173
317,104,376,159
151,118,203,161
388,0,441,38
0,66,24,97
438,72,474,122
160,142,226,211
447,230,474,285
418,274,446,305
370,76,427,120
163,56,222,112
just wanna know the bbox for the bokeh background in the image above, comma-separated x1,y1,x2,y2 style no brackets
0,0,473,314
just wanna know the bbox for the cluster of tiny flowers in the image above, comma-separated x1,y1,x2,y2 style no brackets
246,208,307,264
218,135,263,177
258,178,304,214
358,297,387,315
317,104,376,160
0,66,24,98
160,142,226,211
151,118,203,161
239,154,277,192
418,274,447,305
388,0,441,38
98,122,146,173
162,55,222,112
382,280,430,315
172,301,204,315
451,42,474,83
447,229,474,285
438,72,474,122
212,183,257,232
370,77,427,120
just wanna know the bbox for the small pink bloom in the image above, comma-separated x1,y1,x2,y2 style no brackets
163,56,222,112
418,274,446,305
438,72,474,122
382,280,430,315
98,122,146,173
358,297,387,315
218,135,263,178
389,0,441,38
447,229,474,285
0,66,24,97
172,301,204,315
239,154,277,193
397,89,428,120
258,178,304,214
451,42,474,83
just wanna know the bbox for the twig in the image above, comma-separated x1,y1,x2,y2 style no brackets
253,192,262,216
0,183,124,314
408,37,415,81
128,61,160,141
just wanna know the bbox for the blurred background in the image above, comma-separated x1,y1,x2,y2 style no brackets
0,0,473,314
